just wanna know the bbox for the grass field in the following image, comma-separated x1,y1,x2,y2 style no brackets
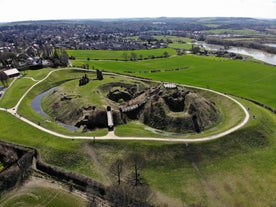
70,54,276,108
3,67,243,139
91,99,276,206
1,96,275,206
1,51,276,206
67,48,177,61
203,29,265,36
0,176,88,207
168,43,193,50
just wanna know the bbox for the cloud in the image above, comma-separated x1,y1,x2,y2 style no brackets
0,0,275,22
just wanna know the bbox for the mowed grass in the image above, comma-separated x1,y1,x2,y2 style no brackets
1,92,275,206
13,68,244,139
14,69,107,136
0,66,276,206
0,110,108,183
0,68,52,109
92,99,276,206
0,177,88,207
203,29,265,36
71,55,276,108
67,48,177,61
154,36,195,43
168,43,193,50
0,55,276,206
0,78,35,108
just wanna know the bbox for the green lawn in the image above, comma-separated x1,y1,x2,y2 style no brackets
0,68,52,109
154,36,195,43
67,48,177,61
92,99,276,206
71,55,276,109
168,43,193,50
0,178,88,207
203,29,264,36
7,67,243,139
1,53,276,206
16,69,107,137
0,78,35,108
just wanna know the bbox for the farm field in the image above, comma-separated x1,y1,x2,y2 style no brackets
1,51,276,206
67,48,177,61
202,28,269,36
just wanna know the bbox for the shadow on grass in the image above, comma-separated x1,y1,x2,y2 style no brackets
91,123,271,170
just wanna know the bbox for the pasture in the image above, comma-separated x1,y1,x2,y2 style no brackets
67,48,177,61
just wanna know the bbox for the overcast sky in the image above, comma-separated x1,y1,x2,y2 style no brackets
0,0,275,22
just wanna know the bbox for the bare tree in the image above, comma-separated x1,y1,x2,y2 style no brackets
107,184,154,207
110,159,124,185
126,152,146,186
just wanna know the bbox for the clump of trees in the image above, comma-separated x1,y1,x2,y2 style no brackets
106,152,155,207
0,71,9,87
96,69,103,80
206,37,276,54
79,74,89,86
50,48,69,68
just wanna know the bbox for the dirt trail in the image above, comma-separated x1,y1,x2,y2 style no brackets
83,143,112,184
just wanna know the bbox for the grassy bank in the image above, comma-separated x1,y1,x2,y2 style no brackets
0,79,276,206
11,68,244,139
91,99,276,206
0,177,88,207
0,53,276,206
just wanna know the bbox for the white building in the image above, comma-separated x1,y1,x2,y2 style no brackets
3,68,20,78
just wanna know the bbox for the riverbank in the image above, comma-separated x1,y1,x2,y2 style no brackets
201,42,276,65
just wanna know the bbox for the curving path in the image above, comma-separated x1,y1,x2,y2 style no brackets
0,68,250,143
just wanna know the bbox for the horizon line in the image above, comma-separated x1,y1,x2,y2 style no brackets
1,16,276,24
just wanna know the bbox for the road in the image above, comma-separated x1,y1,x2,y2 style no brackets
0,68,250,143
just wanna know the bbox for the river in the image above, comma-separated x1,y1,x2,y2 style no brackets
31,87,78,131
264,44,276,48
201,43,276,65
31,87,55,118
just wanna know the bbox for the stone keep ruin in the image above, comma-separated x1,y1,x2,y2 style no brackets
75,81,220,134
